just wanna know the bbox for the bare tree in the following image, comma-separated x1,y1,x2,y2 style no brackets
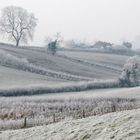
122,41,132,49
0,6,37,46
93,41,112,49
45,33,63,55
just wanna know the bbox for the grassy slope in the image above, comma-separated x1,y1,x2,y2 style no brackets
58,50,128,70
0,44,130,81
1,109,140,140
0,86,139,130
58,50,129,79
0,65,64,88
0,43,134,94
38,86,140,99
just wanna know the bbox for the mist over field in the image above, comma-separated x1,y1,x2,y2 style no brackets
0,1,140,140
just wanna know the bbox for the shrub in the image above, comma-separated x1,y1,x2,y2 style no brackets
119,55,140,87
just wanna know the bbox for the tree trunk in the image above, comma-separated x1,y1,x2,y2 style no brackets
16,40,20,47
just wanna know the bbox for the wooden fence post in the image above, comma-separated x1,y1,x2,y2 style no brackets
53,114,55,123
23,117,27,128
112,105,116,112
82,110,85,118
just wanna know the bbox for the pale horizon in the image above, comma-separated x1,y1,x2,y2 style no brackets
0,0,140,47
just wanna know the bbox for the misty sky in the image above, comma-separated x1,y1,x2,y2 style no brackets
0,0,140,46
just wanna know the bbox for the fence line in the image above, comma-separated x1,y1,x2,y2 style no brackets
0,105,139,131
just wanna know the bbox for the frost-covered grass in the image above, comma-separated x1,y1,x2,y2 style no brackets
0,80,119,96
58,50,129,71
0,87,140,130
0,50,90,81
0,44,127,80
1,109,139,140
0,43,139,133
0,65,64,88
0,45,138,96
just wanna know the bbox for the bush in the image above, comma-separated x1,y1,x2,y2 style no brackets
119,55,140,87
47,41,57,55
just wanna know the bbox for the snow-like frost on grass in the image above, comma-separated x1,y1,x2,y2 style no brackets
0,80,119,96
0,44,126,80
0,50,90,81
0,109,140,140
0,87,140,131
0,49,121,96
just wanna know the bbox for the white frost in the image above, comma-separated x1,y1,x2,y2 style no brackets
0,109,140,140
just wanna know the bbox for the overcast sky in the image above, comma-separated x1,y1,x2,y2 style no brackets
0,0,140,46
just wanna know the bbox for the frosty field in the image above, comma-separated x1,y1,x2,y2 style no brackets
0,43,130,86
0,87,140,130
0,43,132,94
0,43,131,96
0,43,140,137
0,1,140,139
1,108,140,140
0,65,64,88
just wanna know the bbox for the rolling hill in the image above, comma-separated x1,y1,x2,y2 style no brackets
1,108,140,140
0,43,131,88
0,43,133,96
